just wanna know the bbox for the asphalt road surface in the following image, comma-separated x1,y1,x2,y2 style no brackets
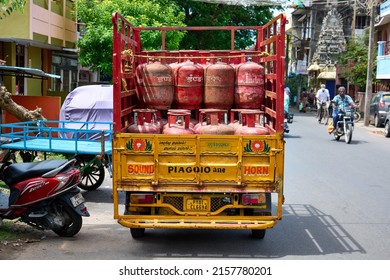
5,110,390,262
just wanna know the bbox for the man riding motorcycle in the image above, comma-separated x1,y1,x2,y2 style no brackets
331,86,357,132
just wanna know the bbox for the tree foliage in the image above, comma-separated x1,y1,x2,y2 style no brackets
337,34,376,89
77,0,186,76
77,0,277,77
171,0,275,50
0,0,25,20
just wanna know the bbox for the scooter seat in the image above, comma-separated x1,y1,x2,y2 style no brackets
3,159,69,186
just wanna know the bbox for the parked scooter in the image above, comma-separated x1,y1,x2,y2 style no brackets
0,137,18,175
0,158,89,237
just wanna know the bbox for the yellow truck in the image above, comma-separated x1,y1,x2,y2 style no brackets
111,12,286,239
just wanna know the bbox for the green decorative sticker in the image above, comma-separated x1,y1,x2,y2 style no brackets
243,140,270,153
126,138,153,151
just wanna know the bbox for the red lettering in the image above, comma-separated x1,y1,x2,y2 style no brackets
128,164,154,175
243,166,269,176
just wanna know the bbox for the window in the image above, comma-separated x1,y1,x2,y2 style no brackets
51,53,77,92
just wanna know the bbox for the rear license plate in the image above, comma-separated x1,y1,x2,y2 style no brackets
186,199,208,211
70,193,85,207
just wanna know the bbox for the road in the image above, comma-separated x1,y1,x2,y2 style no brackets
8,110,390,260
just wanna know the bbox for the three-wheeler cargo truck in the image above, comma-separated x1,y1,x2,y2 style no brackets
111,12,286,239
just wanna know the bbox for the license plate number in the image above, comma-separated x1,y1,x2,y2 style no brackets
70,193,85,207
186,199,208,211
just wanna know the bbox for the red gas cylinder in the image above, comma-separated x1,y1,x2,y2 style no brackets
228,108,247,133
127,109,161,134
142,60,174,109
235,58,265,109
193,108,225,134
174,59,204,109
204,59,235,109
198,109,234,135
162,110,194,135
234,110,269,135
135,58,153,103
168,109,197,128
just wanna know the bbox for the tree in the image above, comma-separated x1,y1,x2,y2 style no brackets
171,0,275,50
0,86,46,121
77,0,278,77
77,0,186,77
337,34,376,90
0,0,25,20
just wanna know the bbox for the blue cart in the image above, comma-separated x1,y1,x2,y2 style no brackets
0,120,113,191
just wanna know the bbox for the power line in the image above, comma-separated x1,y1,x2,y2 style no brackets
191,0,285,6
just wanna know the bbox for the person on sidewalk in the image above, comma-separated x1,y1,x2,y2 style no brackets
299,88,308,112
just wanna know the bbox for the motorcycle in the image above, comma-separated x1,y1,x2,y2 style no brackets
333,108,353,144
284,112,294,134
0,158,89,237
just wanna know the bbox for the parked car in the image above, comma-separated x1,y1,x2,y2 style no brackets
384,113,390,138
369,91,390,127
59,84,113,140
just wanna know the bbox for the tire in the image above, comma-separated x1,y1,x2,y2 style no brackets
354,112,361,122
252,229,266,239
75,155,105,191
323,108,329,125
52,202,83,237
374,115,381,127
385,121,390,138
130,228,145,238
345,123,352,144
250,210,270,239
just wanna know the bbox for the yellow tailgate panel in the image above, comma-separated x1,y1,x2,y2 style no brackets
114,134,279,185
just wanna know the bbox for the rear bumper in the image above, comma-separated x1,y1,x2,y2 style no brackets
118,216,278,230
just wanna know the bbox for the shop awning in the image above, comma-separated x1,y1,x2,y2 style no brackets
0,65,60,79
317,71,336,80
307,63,320,71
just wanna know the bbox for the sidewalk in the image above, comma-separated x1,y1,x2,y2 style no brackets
354,119,385,136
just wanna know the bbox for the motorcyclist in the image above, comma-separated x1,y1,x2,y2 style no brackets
331,86,357,132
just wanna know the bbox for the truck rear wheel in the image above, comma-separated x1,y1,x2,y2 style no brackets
130,228,145,238
251,229,266,239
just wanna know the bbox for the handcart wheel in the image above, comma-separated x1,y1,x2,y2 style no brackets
75,155,105,191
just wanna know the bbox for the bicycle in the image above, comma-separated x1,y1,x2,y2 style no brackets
317,101,329,125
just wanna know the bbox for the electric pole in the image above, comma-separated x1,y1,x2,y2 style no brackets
364,3,376,126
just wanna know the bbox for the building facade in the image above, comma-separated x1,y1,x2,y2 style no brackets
287,0,369,100
0,0,78,96
376,0,390,91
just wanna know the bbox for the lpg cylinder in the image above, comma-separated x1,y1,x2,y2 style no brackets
193,108,226,134
135,58,153,103
235,58,265,109
127,109,161,134
168,109,197,128
234,110,269,135
174,59,204,109
142,60,174,109
198,109,234,135
228,108,247,133
204,59,235,109
162,111,194,135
